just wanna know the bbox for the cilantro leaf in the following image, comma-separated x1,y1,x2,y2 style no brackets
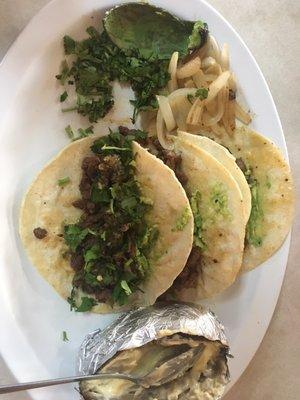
76,126,94,140
187,88,208,103
101,145,131,152
135,250,150,276
112,280,132,305
63,35,76,54
120,280,132,296
56,60,70,84
91,187,111,204
84,272,100,287
75,296,97,312
195,87,209,100
188,21,207,49
64,224,89,251
65,124,74,140
187,93,194,104
64,125,94,141
60,91,68,102
84,245,101,269
121,196,137,213
62,331,69,342
57,30,169,123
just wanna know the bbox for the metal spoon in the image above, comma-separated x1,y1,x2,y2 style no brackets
0,372,142,394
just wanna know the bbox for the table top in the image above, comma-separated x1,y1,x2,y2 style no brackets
0,1,299,399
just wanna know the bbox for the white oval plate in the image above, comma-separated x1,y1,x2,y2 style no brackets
0,0,290,399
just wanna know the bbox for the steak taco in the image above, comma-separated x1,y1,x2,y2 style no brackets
156,135,246,300
19,128,193,312
204,126,295,272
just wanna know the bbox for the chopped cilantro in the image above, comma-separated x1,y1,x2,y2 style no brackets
84,272,100,286
61,106,78,113
63,35,76,54
188,21,207,49
74,296,97,312
56,60,70,84
62,331,69,342
187,87,208,103
57,29,170,123
76,126,94,140
58,176,70,187
190,191,206,250
187,93,194,104
64,225,89,252
172,207,191,231
67,288,97,312
64,125,94,141
67,288,76,310
195,88,209,100
65,125,74,140
120,280,132,296
109,198,115,214
121,196,138,213
112,282,128,306
84,245,101,268
100,231,106,241
60,91,68,102
101,145,132,152
91,187,111,204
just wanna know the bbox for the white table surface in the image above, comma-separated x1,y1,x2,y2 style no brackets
0,1,299,399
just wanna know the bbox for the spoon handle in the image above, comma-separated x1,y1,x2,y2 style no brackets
0,373,137,394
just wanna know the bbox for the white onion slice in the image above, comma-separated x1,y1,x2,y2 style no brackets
211,123,227,136
177,57,201,79
203,89,225,126
205,71,231,104
156,109,174,150
171,99,190,131
205,63,222,76
229,73,237,91
167,51,179,93
207,35,220,62
203,74,218,82
184,79,196,88
186,98,204,125
192,70,206,88
221,43,229,71
201,56,216,69
168,88,198,102
156,95,176,131
235,102,252,125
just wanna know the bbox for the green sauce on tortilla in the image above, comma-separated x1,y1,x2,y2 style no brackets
190,191,206,250
244,166,264,247
173,207,191,232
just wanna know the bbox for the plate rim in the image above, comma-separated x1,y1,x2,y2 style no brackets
0,0,291,397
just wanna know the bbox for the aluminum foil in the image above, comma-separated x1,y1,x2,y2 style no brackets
78,302,228,375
